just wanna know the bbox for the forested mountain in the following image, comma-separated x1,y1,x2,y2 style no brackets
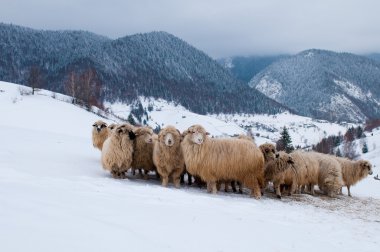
367,53,380,62
0,23,286,115
249,49,380,122
218,55,287,83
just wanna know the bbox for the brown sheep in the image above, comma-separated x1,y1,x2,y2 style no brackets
153,126,185,188
259,143,277,162
311,152,344,197
92,120,109,150
181,125,265,199
131,126,156,179
264,151,294,198
335,157,373,196
101,124,136,179
289,151,320,195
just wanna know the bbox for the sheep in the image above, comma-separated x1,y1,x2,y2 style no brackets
264,151,294,198
237,134,256,147
288,151,320,195
108,123,118,132
101,123,136,179
259,143,277,162
131,126,156,179
335,157,373,196
92,120,109,150
153,125,185,188
181,125,265,199
310,152,344,197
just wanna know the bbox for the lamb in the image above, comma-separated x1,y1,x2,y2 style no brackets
181,125,265,199
92,120,109,150
264,151,294,198
335,157,373,196
153,126,185,188
131,126,156,179
311,152,344,197
101,123,136,179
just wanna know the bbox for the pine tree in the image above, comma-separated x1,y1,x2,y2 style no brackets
127,114,136,125
278,127,294,153
336,148,342,157
362,142,368,154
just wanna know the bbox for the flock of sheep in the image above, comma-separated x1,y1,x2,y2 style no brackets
92,120,373,199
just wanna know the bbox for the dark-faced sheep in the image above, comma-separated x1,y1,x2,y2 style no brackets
153,126,185,188
132,126,156,179
101,124,136,179
92,120,109,150
181,125,264,199
335,157,373,196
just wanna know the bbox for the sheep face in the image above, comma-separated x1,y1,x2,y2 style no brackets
259,143,277,162
116,124,136,140
108,123,117,132
93,120,108,133
135,127,154,144
159,126,181,147
359,160,373,176
184,125,209,145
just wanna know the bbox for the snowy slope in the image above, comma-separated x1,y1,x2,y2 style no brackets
107,98,354,147
1,81,379,252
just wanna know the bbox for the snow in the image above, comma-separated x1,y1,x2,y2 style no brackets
334,79,367,100
254,75,283,100
1,81,380,252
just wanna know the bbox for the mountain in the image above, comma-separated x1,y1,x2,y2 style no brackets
218,55,287,83
249,49,380,122
367,53,380,62
0,23,286,115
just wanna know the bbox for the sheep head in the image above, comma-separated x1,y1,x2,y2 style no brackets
358,160,373,176
183,125,210,145
92,120,108,133
159,126,181,147
115,123,136,140
134,126,154,144
259,143,277,162
108,123,118,132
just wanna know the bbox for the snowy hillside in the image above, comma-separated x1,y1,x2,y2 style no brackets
106,98,354,147
1,81,379,252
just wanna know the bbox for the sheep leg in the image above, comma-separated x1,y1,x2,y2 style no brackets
143,171,149,180
161,176,169,187
216,182,221,191
347,186,351,197
246,177,261,199
187,172,193,186
180,173,185,184
132,168,136,176
207,181,217,194
309,184,315,195
274,183,282,199
224,182,229,192
237,182,243,194
171,168,184,189
231,181,237,193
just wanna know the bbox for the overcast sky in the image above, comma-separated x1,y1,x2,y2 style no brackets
1,0,379,58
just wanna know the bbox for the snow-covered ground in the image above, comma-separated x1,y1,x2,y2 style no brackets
1,81,379,252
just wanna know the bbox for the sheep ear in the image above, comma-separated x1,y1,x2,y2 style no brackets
117,128,123,134
206,132,210,135
128,131,136,140
92,124,96,127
